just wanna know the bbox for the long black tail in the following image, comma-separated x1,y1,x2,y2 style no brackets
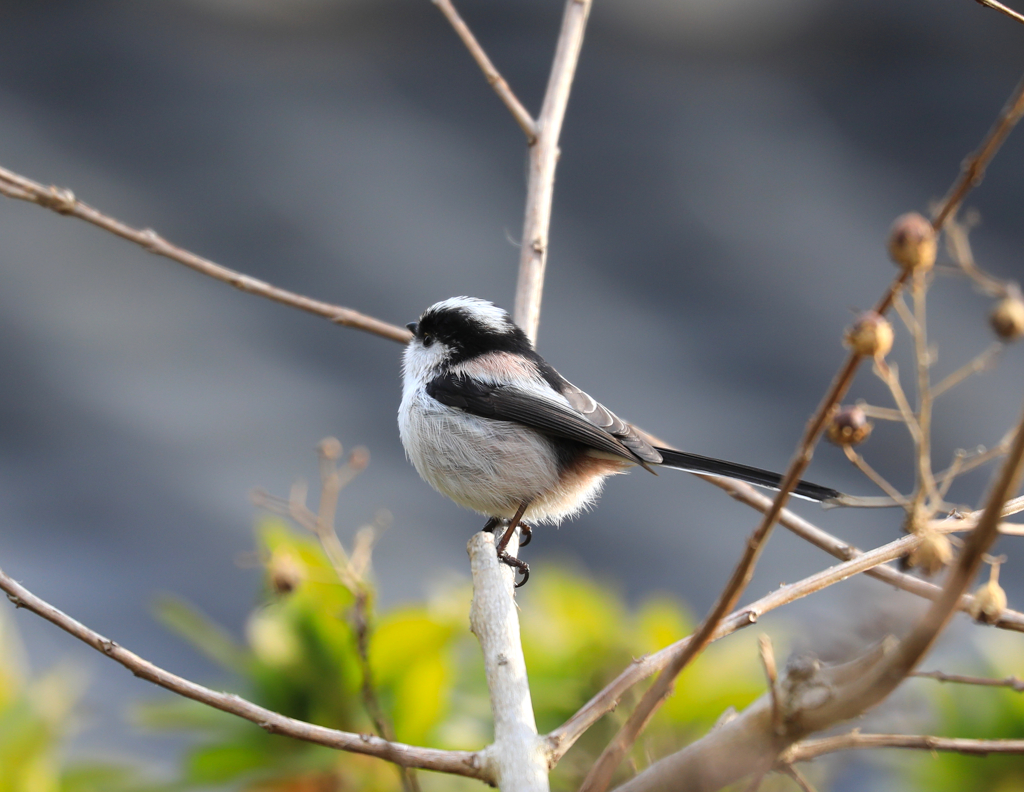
655,447,841,503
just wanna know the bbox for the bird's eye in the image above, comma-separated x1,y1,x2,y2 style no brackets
422,334,434,348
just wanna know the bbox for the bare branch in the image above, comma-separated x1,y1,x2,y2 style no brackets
0,566,490,782
547,518,977,766
856,403,908,422
932,343,1002,398
976,0,1024,27
842,446,909,506
578,265,913,792
758,635,783,736
910,669,1024,692
432,0,538,142
944,215,1007,295
0,165,411,344
468,531,549,791
931,71,1024,229
780,765,818,792
785,731,1024,761
514,0,593,341
549,475,1024,774
711,478,1024,632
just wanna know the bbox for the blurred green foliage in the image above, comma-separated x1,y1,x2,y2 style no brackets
2,518,1024,791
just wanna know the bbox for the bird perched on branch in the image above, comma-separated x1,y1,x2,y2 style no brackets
399,297,839,585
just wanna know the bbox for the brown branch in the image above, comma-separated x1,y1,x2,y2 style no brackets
548,477,1024,770
614,459,1024,792
0,165,411,344
932,343,1002,398
547,524,943,765
514,0,593,341
931,71,1024,229
577,264,911,792
615,431,1024,792
781,765,818,792
711,478,1024,633
842,446,909,506
0,566,489,782
976,0,1024,26
785,731,1024,762
432,0,538,142
910,669,1024,692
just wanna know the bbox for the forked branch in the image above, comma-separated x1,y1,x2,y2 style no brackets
0,567,490,782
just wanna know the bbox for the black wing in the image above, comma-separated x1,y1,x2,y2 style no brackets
554,379,663,464
425,373,647,463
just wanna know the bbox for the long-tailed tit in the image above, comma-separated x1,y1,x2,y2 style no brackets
399,297,839,584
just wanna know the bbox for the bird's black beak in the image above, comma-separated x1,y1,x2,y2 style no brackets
406,322,418,336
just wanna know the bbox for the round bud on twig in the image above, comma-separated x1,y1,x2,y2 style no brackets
907,530,953,577
348,445,371,471
826,405,873,447
318,436,343,461
844,312,894,359
970,559,1007,624
990,294,1024,342
268,549,305,595
887,212,937,272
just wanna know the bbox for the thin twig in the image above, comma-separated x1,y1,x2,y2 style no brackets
976,0,1024,27
0,567,489,782
842,446,909,506
936,432,1014,494
943,215,1006,295
781,765,818,792
793,396,1024,738
577,269,912,792
932,343,1002,398
0,165,411,344
874,361,924,448
758,635,783,736
432,0,538,142
548,523,960,766
547,481,1024,768
742,769,769,792
910,669,1024,692
514,0,593,341
613,399,1024,792
909,273,940,507
269,443,420,791
856,404,907,422
931,71,1024,229
786,731,1024,762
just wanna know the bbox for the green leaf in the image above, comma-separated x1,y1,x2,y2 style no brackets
153,595,251,674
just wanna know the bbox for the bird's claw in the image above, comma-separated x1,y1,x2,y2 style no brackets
498,552,530,587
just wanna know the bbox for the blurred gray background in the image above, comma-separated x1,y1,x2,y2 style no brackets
2,0,1024,784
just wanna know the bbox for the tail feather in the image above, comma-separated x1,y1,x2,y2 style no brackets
655,447,840,503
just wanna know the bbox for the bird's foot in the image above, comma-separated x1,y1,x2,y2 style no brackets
481,514,531,586
482,517,531,547
497,552,530,588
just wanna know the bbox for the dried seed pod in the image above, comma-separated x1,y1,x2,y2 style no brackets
844,311,894,358
907,530,953,576
970,560,1007,624
268,549,305,595
971,580,1008,624
348,445,371,471
318,436,343,460
887,212,937,272
990,294,1024,341
826,405,873,447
